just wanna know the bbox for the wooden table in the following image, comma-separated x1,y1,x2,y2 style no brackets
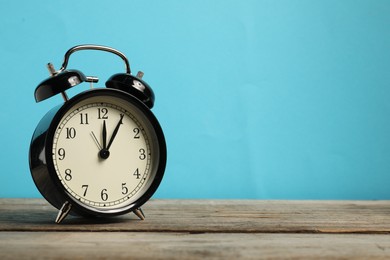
1,199,390,259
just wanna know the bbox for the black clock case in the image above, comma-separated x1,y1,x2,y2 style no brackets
29,88,167,218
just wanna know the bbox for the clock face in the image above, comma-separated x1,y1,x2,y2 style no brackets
50,91,163,213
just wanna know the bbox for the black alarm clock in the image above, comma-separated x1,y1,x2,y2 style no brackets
29,45,167,223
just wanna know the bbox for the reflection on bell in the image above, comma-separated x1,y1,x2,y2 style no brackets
68,76,82,86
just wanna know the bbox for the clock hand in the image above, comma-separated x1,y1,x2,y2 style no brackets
99,114,124,159
102,120,107,149
107,114,124,150
90,131,102,150
99,120,110,159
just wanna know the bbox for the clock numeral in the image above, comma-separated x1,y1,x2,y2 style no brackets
101,189,108,201
139,148,146,160
58,148,66,160
64,169,72,181
133,128,140,139
82,185,89,196
98,108,108,119
80,113,89,125
66,127,76,139
133,168,141,179
121,183,128,195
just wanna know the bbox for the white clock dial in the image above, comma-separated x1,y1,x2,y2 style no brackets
52,95,158,211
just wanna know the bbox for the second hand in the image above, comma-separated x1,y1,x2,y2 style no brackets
90,131,102,150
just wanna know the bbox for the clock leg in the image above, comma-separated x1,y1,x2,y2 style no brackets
133,208,145,220
55,201,72,224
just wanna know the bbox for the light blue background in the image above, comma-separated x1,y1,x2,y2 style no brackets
1,0,389,199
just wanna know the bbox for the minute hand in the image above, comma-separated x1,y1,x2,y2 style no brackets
107,114,124,150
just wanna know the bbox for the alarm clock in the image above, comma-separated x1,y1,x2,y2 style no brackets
29,45,167,223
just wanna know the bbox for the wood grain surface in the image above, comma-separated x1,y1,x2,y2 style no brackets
1,199,390,259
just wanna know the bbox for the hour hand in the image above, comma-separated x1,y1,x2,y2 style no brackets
107,114,124,150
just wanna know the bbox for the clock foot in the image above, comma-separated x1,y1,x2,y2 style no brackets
55,201,72,224
133,208,145,220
